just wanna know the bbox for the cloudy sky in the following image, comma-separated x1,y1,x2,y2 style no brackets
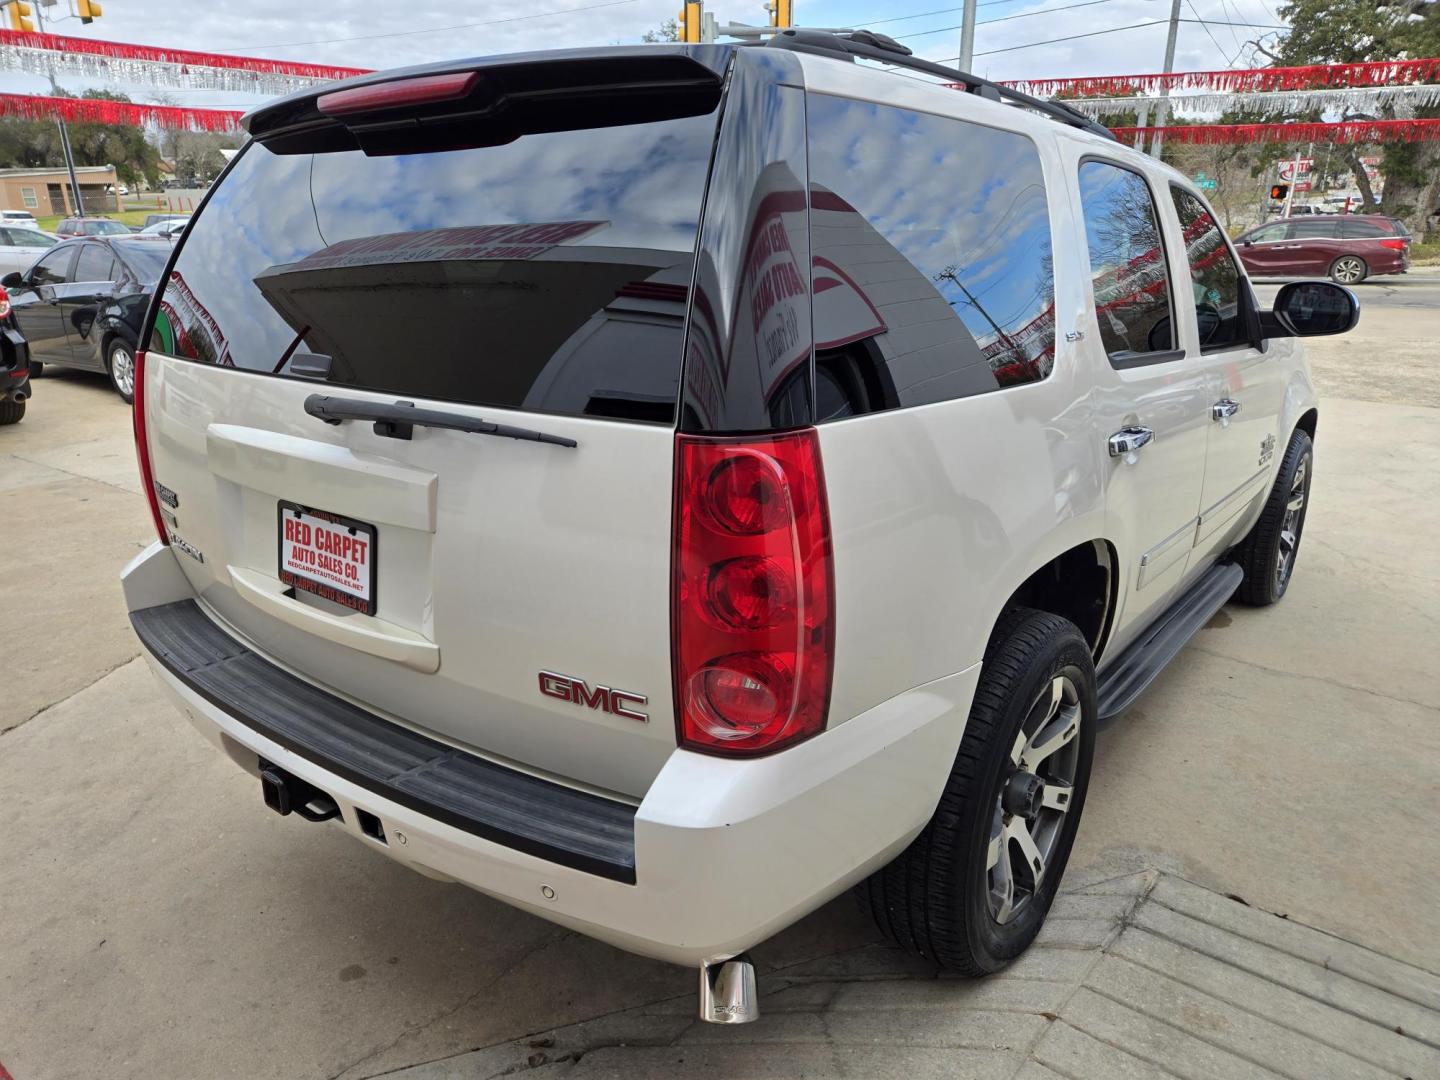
1,0,1291,111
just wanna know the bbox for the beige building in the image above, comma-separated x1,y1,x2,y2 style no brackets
0,165,120,217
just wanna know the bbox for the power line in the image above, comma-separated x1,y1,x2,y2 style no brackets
231,0,642,53
934,19,1168,60
1184,0,1240,64
859,1,1028,28
1177,17,1288,28
894,0,1128,41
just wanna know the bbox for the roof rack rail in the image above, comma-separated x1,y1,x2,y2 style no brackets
762,28,1117,142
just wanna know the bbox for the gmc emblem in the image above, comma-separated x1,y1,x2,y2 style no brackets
538,671,648,722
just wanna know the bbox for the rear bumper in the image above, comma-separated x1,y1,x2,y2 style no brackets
123,542,979,966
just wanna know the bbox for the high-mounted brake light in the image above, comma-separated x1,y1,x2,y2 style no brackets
132,350,169,546
318,72,481,118
672,430,834,756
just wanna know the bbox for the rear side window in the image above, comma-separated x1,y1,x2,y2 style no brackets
1291,219,1340,239
1078,160,1175,365
806,95,1056,418
1170,189,1249,352
1340,219,1387,239
151,107,721,424
75,244,115,282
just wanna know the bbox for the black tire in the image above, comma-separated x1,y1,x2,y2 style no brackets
857,608,1096,974
0,399,24,425
1234,428,1313,606
1329,254,1367,285
25,360,42,378
106,339,135,405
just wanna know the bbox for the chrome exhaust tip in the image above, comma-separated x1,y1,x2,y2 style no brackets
698,952,758,1024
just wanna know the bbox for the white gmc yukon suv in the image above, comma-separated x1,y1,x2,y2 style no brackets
121,32,1358,1023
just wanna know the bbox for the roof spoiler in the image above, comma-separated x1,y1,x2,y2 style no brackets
243,46,732,152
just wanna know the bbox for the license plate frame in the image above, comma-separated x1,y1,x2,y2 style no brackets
276,501,378,616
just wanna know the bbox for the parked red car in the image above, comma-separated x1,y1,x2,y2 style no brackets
1234,214,1410,284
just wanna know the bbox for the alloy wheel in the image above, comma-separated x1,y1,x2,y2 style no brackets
1277,453,1309,592
110,344,135,399
1332,256,1364,284
986,674,1082,924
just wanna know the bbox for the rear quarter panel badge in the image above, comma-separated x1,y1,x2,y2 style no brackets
169,532,205,565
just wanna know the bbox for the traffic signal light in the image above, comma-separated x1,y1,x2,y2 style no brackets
77,0,102,22
7,2,34,32
768,0,793,27
1269,183,1289,200
678,1,702,42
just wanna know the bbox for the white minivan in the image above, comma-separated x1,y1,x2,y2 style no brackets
123,32,1353,1023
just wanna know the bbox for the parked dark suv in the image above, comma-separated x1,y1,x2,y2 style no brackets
1234,214,1410,284
3,235,174,402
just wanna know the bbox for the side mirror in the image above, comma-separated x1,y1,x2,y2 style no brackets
1242,238,1254,247
1265,281,1359,339
1,271,23,289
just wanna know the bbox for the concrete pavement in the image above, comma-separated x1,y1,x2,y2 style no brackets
1,309,1438,1078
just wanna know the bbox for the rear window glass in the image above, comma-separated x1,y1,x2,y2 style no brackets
152,108,721,424
114,242,172,283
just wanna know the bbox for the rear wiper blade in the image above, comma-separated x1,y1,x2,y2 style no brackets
304,394,577,448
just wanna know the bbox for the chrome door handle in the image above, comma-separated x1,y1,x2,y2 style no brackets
1108,426,1154,458
1212,399,1241,421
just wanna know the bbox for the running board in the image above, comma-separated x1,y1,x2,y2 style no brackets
1096,562,1244,723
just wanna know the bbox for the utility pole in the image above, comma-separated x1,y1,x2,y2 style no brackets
1148,0,1183,158
958,0,977,71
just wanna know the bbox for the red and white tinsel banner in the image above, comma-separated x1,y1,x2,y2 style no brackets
0,92,242,131
1006,59,1440,99
1108,118,1440,144
1067,84,1440,118
0,29,368,96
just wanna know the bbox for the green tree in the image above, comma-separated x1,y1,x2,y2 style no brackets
642,18,680,42
0,88,162,189
1268,0,1440,234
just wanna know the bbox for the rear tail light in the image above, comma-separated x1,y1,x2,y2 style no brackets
1380,238,1407,250
132,350,170,546
0,286,10,319
672,430,834,756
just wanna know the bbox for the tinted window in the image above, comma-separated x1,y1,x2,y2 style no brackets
153,107,721,424
1339,219,1387,239
29,247,74,285
1290,219,1339,239
1078,160,1174,362
806,95,1055,417
84,220,130,236
1171,189,1249,351
1248,223,1289,243
75,244,116,282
